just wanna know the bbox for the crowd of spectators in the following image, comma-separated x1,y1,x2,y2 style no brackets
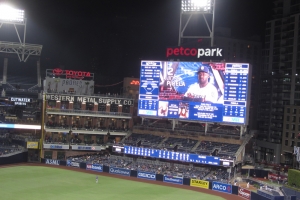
0,134,24,156
122,133,238,160
206,168,234,183
66,153,230,181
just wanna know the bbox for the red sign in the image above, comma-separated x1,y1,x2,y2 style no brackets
238,187,251,200
130,80,140,85
166,47,198,57
52,68,91,80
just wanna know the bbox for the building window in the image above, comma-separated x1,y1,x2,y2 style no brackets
292,124,295,130
287,116,290,121
286,132,289,138
286,124,289,129
294,109,297,114
292,133,295,139
293,116,296,122
287,108,290,113
291,141,295,147
285,140,288,146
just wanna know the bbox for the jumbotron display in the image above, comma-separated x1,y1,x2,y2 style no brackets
138,61,250,124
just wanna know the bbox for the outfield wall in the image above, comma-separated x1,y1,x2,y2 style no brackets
40,158,291,200
0,152,27,165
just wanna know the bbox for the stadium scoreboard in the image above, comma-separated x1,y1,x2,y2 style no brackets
124,146,220,165
138,61,251,125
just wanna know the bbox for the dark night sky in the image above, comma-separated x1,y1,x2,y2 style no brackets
0,0,273,89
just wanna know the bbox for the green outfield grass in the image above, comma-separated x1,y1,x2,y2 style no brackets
0,166,225,200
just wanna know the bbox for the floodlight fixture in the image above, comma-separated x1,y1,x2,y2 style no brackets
0,4,24,24
181,0,212,13
0,3,42,62
178,0,215,47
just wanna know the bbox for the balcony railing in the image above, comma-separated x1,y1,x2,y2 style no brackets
46,108,132,118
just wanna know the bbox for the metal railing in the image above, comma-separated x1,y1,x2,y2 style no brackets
46,108,132,117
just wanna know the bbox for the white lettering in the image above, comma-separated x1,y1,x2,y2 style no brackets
197,48,223,58
46,159,60,165
138,172,155,179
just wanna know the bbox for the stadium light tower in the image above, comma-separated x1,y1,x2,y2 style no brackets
0,4,43,62
178,0,215,47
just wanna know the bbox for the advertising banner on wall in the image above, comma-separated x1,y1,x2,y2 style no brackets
45,159,60,165
43,144,69,149
163,175,183,185
44,77,94,96
212,182,232,194
238,187,251,200
109,167,130,176
67,160,80,168
27,141,39,149
71,145,105,151
86,164,103,172
137,171,156,181
190,179,209,189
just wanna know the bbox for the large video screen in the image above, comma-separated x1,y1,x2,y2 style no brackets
138,61,250,125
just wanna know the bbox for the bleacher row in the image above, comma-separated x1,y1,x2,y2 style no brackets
0,136,23,156
67,153,234,181
123,133,239,159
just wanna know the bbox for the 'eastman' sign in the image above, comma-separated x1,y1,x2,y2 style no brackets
45,94,134,105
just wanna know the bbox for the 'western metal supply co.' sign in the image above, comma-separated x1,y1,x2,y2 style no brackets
45,94,134,105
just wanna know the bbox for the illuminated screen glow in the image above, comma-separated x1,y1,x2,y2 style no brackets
124,146,220,165
0,123,40,129
0,4,24,22
181,0,212,12
138,61,250,125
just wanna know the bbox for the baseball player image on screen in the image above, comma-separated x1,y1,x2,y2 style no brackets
184,65,219,103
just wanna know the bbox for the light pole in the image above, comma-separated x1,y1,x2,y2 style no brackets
0,3,43,90
0,3,42,62
178,0,215,47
